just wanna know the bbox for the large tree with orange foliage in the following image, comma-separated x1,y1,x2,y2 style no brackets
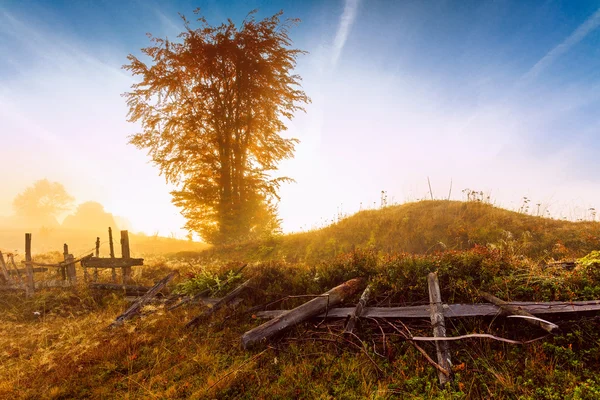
123,10,309,244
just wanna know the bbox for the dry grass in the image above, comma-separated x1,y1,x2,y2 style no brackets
1,200,600,399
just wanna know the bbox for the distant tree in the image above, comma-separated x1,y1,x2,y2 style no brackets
13,179,74,220
123,10,309,244
61,201,118,232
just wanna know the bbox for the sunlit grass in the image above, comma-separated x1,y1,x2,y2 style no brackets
1,200,600,398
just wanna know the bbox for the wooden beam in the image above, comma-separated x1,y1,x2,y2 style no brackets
344,285,371,334
242,278,363,349
25,233,34,297
110,271,178,328
255,300,600,320
428,272,451,386
81,257,144,269
479,291,559,333
186,279,252,329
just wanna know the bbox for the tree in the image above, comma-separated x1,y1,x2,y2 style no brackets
123,10,309,244
13,179,74,221
61,201,118,232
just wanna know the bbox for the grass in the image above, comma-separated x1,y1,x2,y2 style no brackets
191,200,600,264
1,200,600,399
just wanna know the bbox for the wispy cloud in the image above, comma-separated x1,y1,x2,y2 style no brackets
331,0,360,68
524,7,600,81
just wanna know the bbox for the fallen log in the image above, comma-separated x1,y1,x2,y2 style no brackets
344,285,371,334
479,291,559,334
242,278,363,349
109,271,178,328
186,279,252,329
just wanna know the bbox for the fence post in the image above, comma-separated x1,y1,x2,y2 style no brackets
64,244,77,284
94,237,100,282
427,272,451,386
108,227,115,258
0,251,12,285
25,233,35,297
121,230,131,284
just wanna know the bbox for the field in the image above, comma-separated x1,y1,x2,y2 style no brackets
1,200,600,399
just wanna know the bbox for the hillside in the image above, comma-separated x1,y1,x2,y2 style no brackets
197,200,600,263
2,200,600,399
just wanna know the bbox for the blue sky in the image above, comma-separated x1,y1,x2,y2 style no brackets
1,0,600,236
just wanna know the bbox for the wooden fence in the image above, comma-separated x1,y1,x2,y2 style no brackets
0,228,144,297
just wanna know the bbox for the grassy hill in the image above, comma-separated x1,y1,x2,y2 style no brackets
197,200,600,263
2,200,600,399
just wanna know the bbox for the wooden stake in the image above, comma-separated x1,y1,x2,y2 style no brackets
94,237,100,282
95,237,100,257
344,285,371,334
428,272,451,385
25,233,34,297
120,230,131,284
63,244,77,284
479,291,559,333
242,278,363,349
108,227,115,258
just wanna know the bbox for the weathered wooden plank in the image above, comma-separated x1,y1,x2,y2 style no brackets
255,300,600,319
479,291,558,333
110,270,178,328
186,279,252,328
242,278,364,349
81,257,144,268
344,285,371,334
428,272,451,385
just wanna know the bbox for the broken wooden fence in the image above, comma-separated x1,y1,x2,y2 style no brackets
81,228,143,285
0,228,144,296
241,272,600,386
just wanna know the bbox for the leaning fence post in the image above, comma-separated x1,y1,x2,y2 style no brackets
344,285,371,334
0,251,12,285
25,233,35,297
427,272,451,386
121,230,131,284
